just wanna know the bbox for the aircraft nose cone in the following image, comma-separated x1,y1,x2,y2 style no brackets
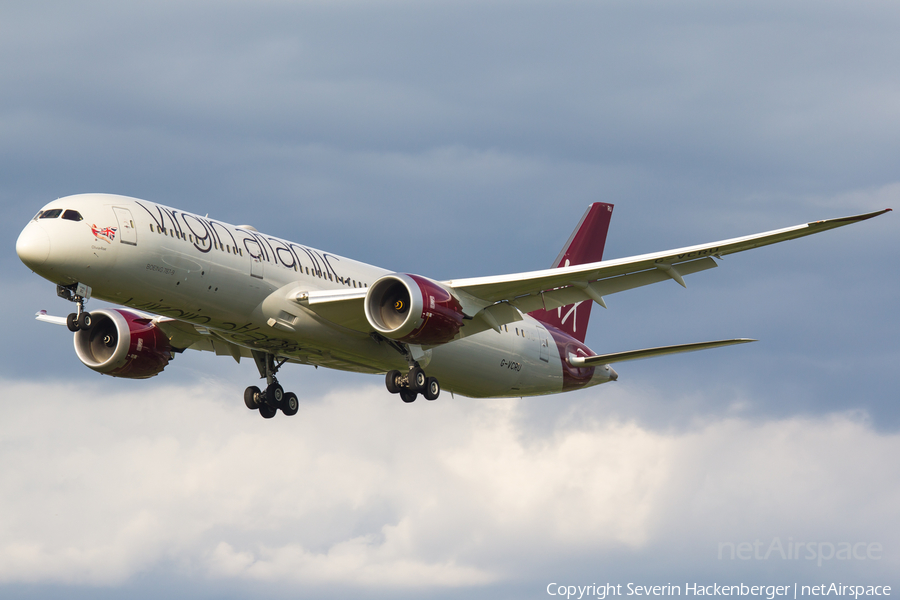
16,224,51,268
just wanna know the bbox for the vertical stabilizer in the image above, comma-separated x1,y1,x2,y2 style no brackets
529,202,613,343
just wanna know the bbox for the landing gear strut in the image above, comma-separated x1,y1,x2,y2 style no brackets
373,335,442,403
244,351,299,418
58,283,92,332
384,364,441,403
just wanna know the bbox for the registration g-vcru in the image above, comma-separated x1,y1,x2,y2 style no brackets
16,194,890,418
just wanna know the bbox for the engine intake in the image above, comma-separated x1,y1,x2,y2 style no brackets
74,309,172,379
364,274,465,345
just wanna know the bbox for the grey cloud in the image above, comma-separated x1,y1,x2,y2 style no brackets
0,379,897,596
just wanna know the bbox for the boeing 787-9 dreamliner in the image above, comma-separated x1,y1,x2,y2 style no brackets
16,195,890,418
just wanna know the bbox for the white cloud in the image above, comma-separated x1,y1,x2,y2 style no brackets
0,378,896,592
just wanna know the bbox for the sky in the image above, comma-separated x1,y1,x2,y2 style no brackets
2,1,898,598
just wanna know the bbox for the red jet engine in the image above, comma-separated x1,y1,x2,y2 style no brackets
73,309,172,378
364,274,466,345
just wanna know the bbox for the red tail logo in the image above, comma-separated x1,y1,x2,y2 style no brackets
529,203,613,343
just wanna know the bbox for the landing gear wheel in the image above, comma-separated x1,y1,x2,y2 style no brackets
66,313,79,332
259,404,277,419
281,392,299,416
266,383,284,405
76,311,92,330
385,370,402,394
423,377,440,401
409,366,426,393
244,386,261,410
399,389,417,403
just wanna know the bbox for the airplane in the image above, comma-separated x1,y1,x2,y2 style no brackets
15,194,890,418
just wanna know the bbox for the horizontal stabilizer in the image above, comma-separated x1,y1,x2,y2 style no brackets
569,338,756,366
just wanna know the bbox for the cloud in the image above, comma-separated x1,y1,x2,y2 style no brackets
206,540,496,588
0,378,896,593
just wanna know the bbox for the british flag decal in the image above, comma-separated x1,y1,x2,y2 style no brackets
91,224,117,243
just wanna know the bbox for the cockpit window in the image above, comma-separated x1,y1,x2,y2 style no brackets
61,210,83,222
39,209,62,219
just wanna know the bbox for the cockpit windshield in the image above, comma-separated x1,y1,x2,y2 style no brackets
34,208,82,221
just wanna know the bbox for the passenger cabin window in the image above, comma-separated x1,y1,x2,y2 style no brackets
61,210,83,222
39,209,62,219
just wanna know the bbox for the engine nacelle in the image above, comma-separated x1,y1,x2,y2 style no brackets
74,309,172,379
364,274,466,345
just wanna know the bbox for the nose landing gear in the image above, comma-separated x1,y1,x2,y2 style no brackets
245,351,300,419
58,283,93,332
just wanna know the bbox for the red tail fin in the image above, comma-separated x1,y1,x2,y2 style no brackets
529,202,613,343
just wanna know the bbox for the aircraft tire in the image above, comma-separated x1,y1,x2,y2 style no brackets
409,367,426,392
385,370,402,394
66,313,79,332
423,377,440,401
282,392,299,416
266,383,284,405
259,404,277,419
399,390,417,403
244,386,261,409
77,312,92,330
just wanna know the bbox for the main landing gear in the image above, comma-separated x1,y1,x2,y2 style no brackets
58,283,93,332
244,351,299,419
385,365,441,403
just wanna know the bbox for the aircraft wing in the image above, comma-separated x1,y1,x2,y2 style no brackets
292,208,889,335
446,208,892,314
34,309,255,362
153,317,254,362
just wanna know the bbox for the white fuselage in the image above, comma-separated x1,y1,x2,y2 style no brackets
17,194,615,397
